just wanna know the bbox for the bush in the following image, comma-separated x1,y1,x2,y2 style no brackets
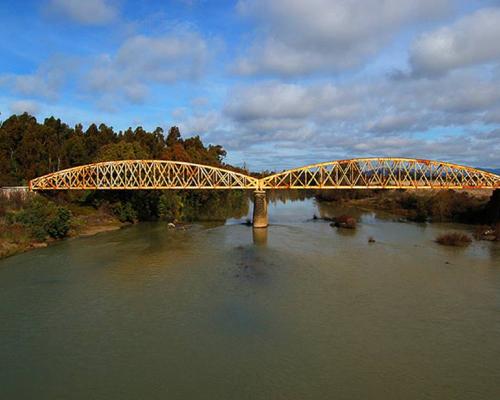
331,215,357,229
15,196,72,240
158,192,183,222
436,232,472,247
400,193,419,210
129,191,161,221
46,207,72,238
112,202,137,223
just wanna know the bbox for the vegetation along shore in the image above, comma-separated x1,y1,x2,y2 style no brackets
316,188,500,241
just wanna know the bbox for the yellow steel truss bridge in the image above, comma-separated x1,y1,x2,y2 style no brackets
30,158,500,191
29,158,500,228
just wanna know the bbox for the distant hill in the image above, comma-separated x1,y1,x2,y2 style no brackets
482,168,500,175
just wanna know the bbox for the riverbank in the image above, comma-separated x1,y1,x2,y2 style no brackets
0,188,248,259
0,200,127,259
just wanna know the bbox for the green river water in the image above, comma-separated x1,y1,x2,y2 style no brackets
1,197,499,399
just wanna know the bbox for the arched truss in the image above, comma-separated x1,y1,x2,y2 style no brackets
29,158,500,191
29,160,259,190
259,158,500,190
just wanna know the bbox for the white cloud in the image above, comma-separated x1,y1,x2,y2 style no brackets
226,83,321,120
197,67,500,168
234,0,449,76
84,31,210,106
0,58,70,100
47,0,118,25
179,111,222,135
365,114,422,134
410,7,500,76
224,78,469,136
9,100,41,115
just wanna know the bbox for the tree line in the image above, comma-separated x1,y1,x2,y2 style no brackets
0,112,240,186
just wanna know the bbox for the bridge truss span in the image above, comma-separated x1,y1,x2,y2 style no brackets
29,158,500,191
29,160,260,190
259,158,500,190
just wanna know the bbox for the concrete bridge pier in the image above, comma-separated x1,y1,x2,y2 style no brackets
252,190,268,228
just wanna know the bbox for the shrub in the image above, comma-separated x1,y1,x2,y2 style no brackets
332,215,357,229
45,207,72,238
129,191,161,221
112,202,137,223
436,232,472,247
158,192,183,222
400,193,419,210
15,196,72,240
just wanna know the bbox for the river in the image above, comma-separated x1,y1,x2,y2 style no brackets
0,197,499,399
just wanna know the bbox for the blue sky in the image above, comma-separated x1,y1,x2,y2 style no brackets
1,0,499,170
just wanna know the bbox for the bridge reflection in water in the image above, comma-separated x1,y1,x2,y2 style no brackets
29,158,500,228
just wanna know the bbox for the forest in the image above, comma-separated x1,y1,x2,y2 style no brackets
0,112,244,186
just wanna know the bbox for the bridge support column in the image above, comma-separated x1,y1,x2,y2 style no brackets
252,190,268,228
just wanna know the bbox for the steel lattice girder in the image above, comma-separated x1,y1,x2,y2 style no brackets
260,158,500,189
29,158,500,191
29,160,260,190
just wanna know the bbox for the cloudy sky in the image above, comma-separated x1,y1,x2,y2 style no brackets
1,0,500,170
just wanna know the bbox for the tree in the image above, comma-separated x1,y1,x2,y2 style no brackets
0,113,38,185
63,128,88,166
166,126,181,147
161,142,191,162
43,117,71,172
85,123,117,161
95,141,150,162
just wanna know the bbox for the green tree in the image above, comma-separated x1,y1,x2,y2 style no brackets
43,117,71,172
63,126,88,166
0,113,39,185
95,141,150,162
